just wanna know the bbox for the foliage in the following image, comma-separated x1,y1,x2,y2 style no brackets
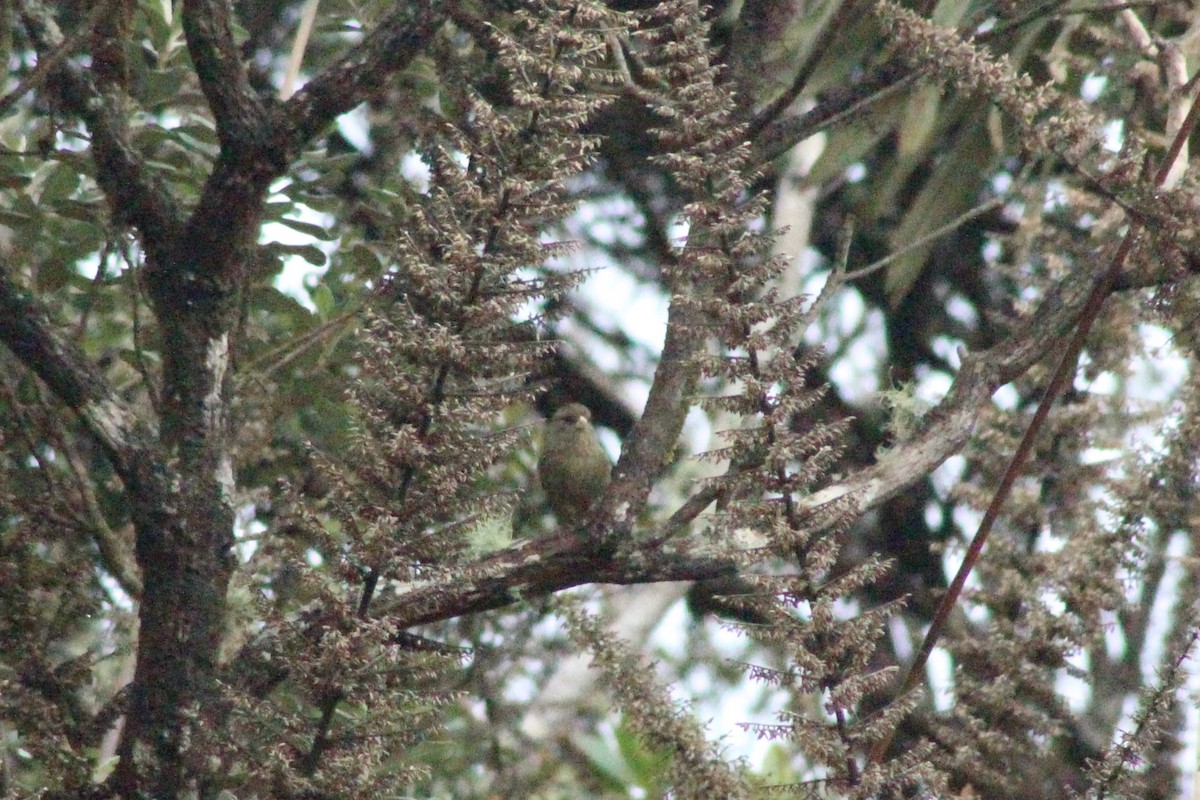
3,1,1200,799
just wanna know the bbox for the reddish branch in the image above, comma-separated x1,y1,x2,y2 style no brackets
867,55,1200,771
228,233,1157,704
6,1,1200,793
259,236,1113,639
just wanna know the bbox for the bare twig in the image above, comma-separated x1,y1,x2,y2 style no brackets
748,0,865,138
842,197,1004,283
280,0,320,100
868,64,1200,768
0,0,120,117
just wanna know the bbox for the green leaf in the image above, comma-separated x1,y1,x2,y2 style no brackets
463,514,514,558
15,372,41,404
267,241,327,267
272,216,337,241
614,721,670,788
572,732,639,791
931,0,973,26
311,283,335,319
897,83,942,158
340,242,383,276
140,67,186,110
35,258,75,292
57,200,101,224
756,743,797,786
806,89,907,185
39,161,81,203
403,56,443,111
0,208,34,227
119,348,160,371
885,113,994,305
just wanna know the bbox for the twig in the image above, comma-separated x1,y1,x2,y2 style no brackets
0,0,120,117
748,0,865,139
842,197,1004,283
867,66,1200,768
280,0,320,100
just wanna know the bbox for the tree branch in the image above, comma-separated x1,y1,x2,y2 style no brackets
363,260,1120,621
0,266,154,485
220,244,1121,696
799,257,1100,521
348,249,1107,628
753,60,918,167
747,0,867,139
282,0,445,149
0,0,118,116
181,0,270,148
367,529,741,638
17,0,184,263
594,284,705,545
164,1,445,306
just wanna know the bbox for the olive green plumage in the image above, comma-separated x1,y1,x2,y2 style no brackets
538,403,611,526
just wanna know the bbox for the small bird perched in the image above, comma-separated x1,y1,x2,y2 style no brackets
538,403,611,526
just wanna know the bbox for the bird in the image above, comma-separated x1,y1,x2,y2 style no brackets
538,403,612,526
